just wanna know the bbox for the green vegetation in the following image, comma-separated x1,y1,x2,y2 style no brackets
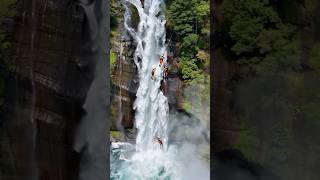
111,130,121,139
166,1,210,162
215,0,320,179
0,0,17,111
167,0,210,84
110,50,116,70
167,0,210,114
110,0,120,33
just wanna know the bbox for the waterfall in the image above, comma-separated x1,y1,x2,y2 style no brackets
123,0,169,151
110,1,210,179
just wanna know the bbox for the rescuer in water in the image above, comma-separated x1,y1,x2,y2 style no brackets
160,56,168,94
151,67,156,80
154,137,163,150
151,56,166,80
151,55,168,94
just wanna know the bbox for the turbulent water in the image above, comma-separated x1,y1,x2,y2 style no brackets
123,0,169,152
110,0,209,179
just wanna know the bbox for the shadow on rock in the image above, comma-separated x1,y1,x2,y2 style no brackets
212,149,280,180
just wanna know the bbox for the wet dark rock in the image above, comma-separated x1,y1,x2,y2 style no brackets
213,149,280,180
0,0,92,179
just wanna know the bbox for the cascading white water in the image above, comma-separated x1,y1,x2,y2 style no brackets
123,0,169,151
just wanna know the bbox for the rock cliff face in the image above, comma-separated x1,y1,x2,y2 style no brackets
110,1,139,132
1,0,90,179
111,39,139,130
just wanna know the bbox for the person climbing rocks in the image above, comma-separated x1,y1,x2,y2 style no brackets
160,56,169,94
154,137,163,150
151,55,166,80
141,0,144,8
159,56,164,64
164,66,169,80
159,56,164,71
159,56,168,78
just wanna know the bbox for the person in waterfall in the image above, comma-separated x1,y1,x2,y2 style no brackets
160,56,168,94
151,56,166,80
154,137,163,150
150,55,168,94
151,67,156,80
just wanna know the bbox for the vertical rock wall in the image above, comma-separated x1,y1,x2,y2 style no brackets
1,0,91,179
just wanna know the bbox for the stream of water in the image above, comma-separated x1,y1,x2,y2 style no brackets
124,0,169,152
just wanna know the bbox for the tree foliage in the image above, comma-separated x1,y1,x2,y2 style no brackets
167,0,209,83
0,0,17,110
217,1,320,178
